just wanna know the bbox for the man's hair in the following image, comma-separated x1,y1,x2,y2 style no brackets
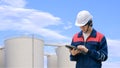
86,20,93,27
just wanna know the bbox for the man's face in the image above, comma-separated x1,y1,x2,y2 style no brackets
80,24,89,33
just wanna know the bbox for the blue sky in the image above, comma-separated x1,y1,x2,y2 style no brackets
0,0,120,68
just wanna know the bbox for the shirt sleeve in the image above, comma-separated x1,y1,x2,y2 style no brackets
70,54,79,61
87,36,108,61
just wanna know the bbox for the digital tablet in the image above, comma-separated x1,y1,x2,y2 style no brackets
65,45,77,50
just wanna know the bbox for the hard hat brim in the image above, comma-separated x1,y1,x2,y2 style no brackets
75,22,86,26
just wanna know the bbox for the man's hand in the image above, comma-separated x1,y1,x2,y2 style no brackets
77,45,88,53
70,48,81,56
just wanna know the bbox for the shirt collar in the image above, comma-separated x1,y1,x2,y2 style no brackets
78,28,97,38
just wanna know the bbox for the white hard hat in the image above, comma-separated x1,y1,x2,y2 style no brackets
75,10,93,26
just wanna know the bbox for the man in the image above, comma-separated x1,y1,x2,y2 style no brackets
70,10,108,68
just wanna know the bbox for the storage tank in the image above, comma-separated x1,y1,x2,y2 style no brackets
56,46,76,68
4,36,44,68
47,54,57,68
0,47,4,68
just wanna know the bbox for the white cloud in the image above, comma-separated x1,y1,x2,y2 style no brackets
107,39,120,57
63,22,72,30
0,5,69,41
107,39,120,46
103,61,120,68
0,0,27,7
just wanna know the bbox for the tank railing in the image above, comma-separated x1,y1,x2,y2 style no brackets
44,43,69,47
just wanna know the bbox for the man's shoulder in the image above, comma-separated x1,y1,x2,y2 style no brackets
96,31,106,42
73,32,79,37
93,29,104,37
96,31,105,37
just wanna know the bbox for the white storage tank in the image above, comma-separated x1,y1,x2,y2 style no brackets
56,46,76,68
4,37,44,68
47,54,57,68
0,47,4,68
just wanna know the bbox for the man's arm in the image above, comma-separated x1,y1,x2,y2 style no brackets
87,37,108,61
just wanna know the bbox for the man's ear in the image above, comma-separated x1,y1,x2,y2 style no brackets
88,20,93,27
